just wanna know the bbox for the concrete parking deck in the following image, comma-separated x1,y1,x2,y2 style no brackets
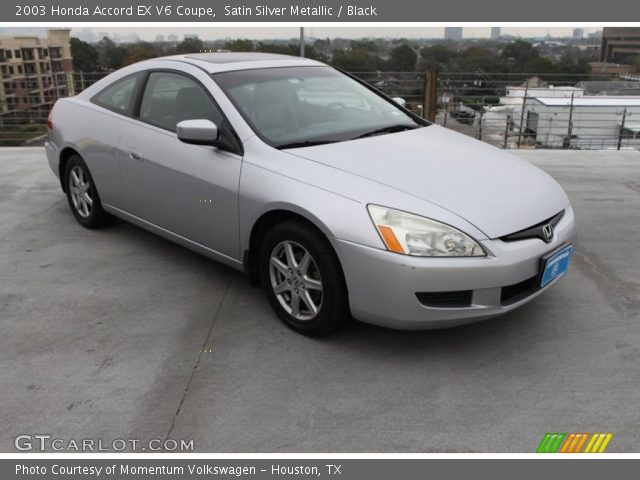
1,147,639,452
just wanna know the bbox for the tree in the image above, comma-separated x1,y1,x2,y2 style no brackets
126,42,161,65
312,38,332,56
453,47,504,72
501,40,540,68
70,38,100,72
523,57,559,74
256,42,298,56
252,42,325,62
388,44,417,72
559,50,595,75
331,49,377,72
350,40,378,52
97,37,128,70
419,44,456,69
224,39,255,52
176,37,204,54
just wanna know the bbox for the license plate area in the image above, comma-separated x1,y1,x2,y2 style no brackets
540,243,573,288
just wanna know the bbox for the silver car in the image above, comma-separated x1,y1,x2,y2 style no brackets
45,53,577,335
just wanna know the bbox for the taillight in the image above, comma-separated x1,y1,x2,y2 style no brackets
47,109,53,129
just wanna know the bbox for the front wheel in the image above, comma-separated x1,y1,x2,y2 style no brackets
259,220,349,336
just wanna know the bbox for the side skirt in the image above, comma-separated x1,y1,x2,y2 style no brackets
102,203,245,273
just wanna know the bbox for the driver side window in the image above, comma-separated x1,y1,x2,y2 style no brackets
139,72,223,132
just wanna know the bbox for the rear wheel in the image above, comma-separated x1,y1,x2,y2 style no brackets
64,154,111,229
259,220,349,336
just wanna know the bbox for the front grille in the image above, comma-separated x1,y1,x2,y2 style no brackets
416,290,473,308
500,275,539,305
501,210,564,244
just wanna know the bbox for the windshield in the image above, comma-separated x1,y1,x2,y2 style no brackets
213,66,427,149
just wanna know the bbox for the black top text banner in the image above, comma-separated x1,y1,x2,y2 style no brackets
4,0,640,22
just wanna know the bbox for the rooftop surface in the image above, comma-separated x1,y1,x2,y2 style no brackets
575,81,640,96
534,96,640,106
1,148,639,452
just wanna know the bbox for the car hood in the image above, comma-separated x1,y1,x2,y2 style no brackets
285,125,570,239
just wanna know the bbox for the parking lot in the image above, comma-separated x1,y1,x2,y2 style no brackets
1,147,639,452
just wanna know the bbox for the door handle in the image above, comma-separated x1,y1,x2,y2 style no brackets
128,150,143,161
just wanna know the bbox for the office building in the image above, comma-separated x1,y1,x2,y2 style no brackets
444,27,463,41
600,27,640,63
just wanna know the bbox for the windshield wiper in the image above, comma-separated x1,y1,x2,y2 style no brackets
275,140,338,150
354,124,419,140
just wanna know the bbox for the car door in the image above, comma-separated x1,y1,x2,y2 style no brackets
117,69,243,260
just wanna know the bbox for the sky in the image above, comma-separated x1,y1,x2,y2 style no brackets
68,26,601,41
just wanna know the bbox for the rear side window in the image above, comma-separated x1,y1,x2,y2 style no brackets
139,71,223,132
92,74,141,114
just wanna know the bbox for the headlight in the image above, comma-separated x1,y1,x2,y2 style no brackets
367,205,486,257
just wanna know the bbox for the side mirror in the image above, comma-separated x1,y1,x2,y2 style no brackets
392,97,407,108
176,119,219,146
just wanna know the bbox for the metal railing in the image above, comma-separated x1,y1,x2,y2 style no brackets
352,70,640,150
2,70,640,150
0,72,107,145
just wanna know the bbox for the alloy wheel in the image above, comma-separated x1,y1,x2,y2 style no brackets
69,165,93,218
269,240,323,321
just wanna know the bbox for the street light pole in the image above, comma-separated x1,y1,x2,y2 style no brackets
300,27,305,57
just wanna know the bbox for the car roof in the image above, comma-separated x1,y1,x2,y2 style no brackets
150,52,325,74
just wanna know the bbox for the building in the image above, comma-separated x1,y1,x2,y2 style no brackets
444,27,463,41
168,34,178,42
587,30,602,45
155,35,166,43
575,81,640,96
0,29,73,116
499,85,583,107
491,27,501,40
483,83,640,148
500,80,640,100
589,61,638,75
519,97,640,149
600,27,640,63
572,28,585,39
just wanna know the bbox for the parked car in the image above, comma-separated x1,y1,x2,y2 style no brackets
450,104,477,124
46,53,576,335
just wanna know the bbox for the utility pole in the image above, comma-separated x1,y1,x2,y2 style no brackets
565,92,575,149
617,108,627,150
503,113,510,149
423,67,438,122
516,82,528,148
299,27,305,58
477,110,483,140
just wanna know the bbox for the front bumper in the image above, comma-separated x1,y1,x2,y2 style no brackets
334,206,577,330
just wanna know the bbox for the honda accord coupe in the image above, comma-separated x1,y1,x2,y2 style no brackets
45,52,576,335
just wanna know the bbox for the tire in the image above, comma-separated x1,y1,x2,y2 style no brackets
259,220,349,336
64,154,112,229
